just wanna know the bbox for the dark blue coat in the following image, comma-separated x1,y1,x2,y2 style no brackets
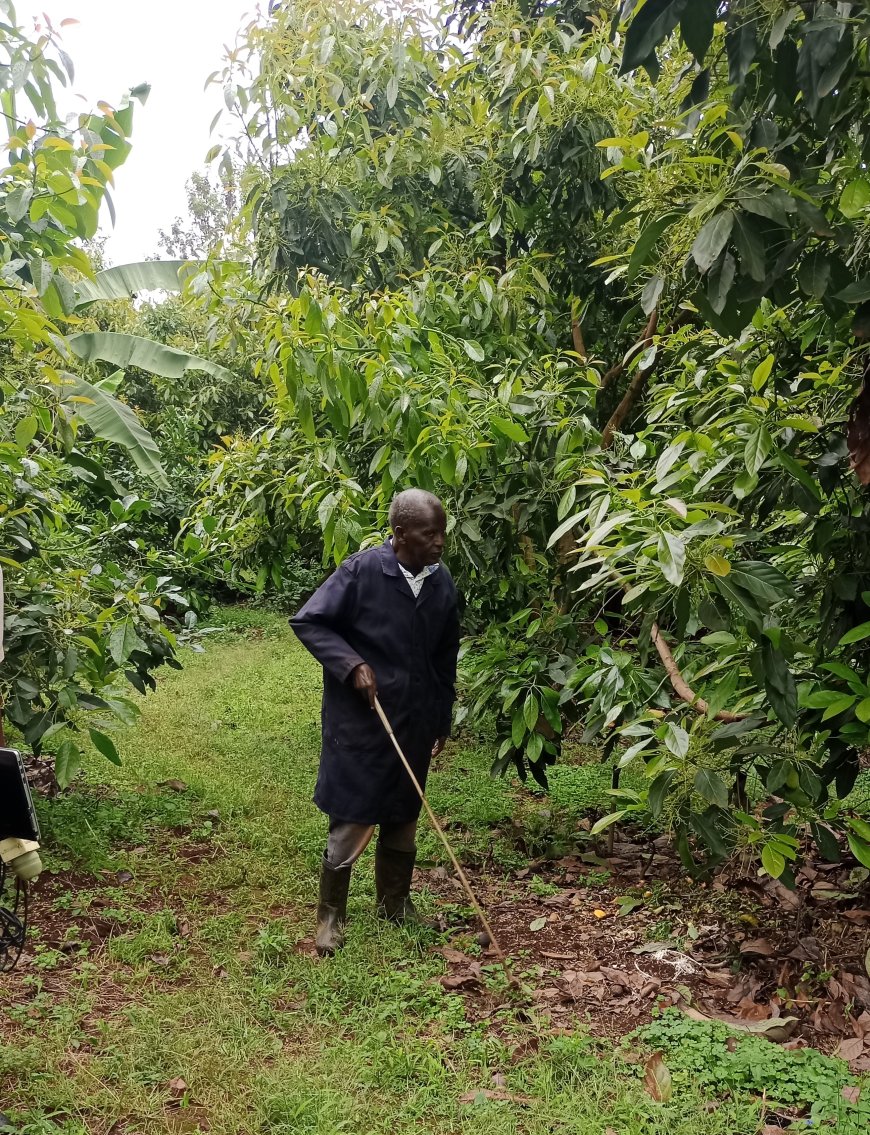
290,540,460,824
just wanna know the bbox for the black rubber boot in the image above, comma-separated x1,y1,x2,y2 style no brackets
375,842,419,924
315,854,352,957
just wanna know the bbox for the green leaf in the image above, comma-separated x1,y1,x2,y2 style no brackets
29,256,53,296
707,251,736,314
839,179,870,220
840,622,870,647
726,18,758,86
847,833,870,870
657,532,686,586
855,697,870,724
799,251,833,300
648,769,676,819
732,213,766,282
849,817,870,843
620,0,690,75
54,739,82,789
730,561,794,605
836,279,870,304
628,213,680,282
777,452,822,500
491,417,530,444
14,415,38,449
694,768,728,808
61,375,168,487
752,355,774,391
692,212,734,274
680,0,717,62
68,332,236,385
664,723,689,758
523,692,540,733
108,619,145,666
641,273,664,314
761,843,786,878
762,642,797,727
590,810,627,835
74,260,206,305
511,710,526,749
821,694,857,721
744,425,772,476
462,340,485,362
732,470,758,499
6,185,32,223
89,728,121,766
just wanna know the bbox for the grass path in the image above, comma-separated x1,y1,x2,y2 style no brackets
0,611,808,1133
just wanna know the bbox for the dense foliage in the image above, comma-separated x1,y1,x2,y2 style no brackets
0,7,242,784
5,0,870,882
189,0,870,879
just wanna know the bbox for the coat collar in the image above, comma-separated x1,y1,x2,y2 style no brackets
377,539,443,604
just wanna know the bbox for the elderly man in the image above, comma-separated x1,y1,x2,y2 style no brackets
290,489,460,956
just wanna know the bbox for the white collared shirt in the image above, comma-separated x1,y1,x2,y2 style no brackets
397,558,439,598
390,539,440,598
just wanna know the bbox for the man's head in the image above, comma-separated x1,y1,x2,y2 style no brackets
389,489,446,573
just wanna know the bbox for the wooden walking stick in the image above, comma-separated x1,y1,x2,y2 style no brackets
372,696,512,973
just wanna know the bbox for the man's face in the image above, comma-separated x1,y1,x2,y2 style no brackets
394,504,447,571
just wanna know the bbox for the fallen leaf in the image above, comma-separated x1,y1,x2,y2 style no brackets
529,918,547,932
739,938,774,957
439,947,473,965
541,950,577,960
837,1037,865,1062
735,996,769,1022
159,779,189,793
115,870,133,884
703,968,734,988
167,1077,188,1098
643,1052,673,1103
177,919,190,939
148,954,171,967
683,1006,799,1043
593,909,607,919
458,1089,536,1105
440,972,480,991
842,1085,862,1104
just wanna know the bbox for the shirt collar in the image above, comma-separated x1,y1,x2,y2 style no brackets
389,537,440,581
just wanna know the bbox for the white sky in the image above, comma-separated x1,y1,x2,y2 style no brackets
17,0,258,264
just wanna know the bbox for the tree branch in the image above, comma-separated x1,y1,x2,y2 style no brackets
601,349,661,448
571,318,587,359
651,622,746,723
599,308,658,391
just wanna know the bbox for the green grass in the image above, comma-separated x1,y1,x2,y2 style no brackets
0,608,851,1134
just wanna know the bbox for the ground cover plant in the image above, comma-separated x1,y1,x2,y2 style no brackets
2,617,867,1134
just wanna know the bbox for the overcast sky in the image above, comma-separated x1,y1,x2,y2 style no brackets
17,0,258,264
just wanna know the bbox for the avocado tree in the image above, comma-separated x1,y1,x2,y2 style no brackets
190,0,870,877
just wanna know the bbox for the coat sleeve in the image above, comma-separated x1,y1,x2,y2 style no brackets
289,562,366,684
433,586,461,737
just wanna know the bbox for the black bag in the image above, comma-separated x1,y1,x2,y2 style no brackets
0,748,40,842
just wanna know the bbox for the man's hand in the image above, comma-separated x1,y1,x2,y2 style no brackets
431,736,447,759
351,663,378,709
